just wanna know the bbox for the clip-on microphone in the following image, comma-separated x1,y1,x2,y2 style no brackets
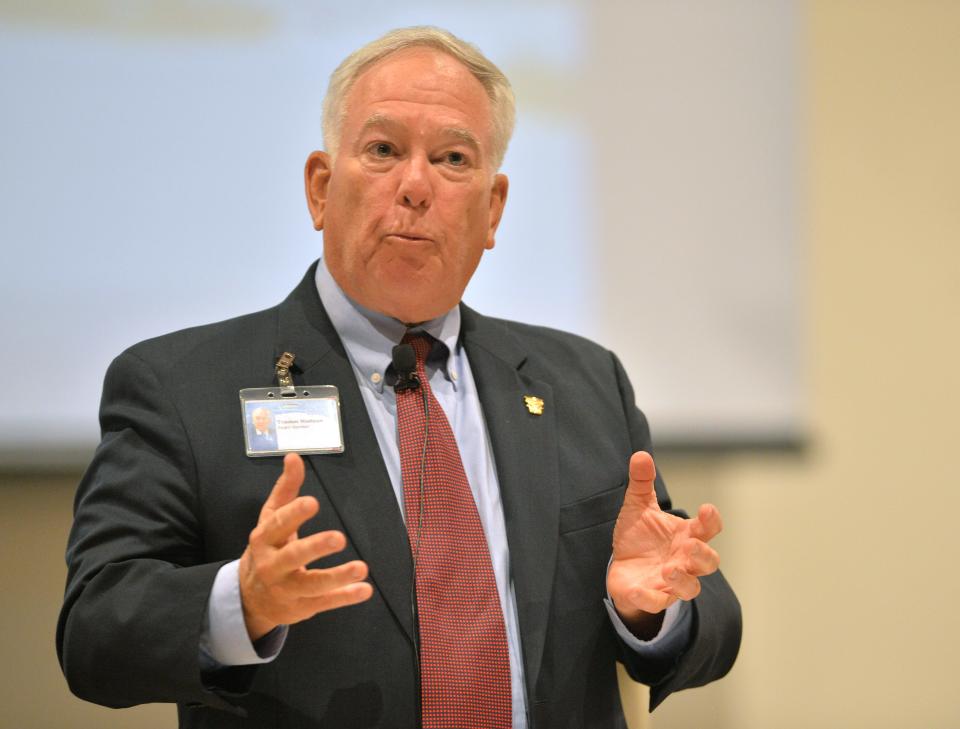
391,343,421,392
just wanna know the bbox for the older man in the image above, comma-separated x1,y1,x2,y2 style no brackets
248,407,278,451
59,27,740,729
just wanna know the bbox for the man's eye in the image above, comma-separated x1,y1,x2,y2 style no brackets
370,143,394,157
446,151,466,166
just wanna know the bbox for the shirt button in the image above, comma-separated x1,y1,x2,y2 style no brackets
450,371,458,381
371,372,382,384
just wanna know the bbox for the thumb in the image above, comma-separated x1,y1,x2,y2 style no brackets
261,453,306,516
623,451,658,505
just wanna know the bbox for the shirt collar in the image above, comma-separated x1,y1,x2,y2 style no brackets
314,257,462,393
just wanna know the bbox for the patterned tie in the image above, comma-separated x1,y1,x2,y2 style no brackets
395,332,512,728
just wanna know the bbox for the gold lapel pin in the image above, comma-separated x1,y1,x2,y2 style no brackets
523,395,545,416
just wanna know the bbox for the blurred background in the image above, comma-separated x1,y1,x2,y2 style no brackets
1,0,958,727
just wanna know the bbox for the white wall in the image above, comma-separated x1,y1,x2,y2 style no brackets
0,0,802,465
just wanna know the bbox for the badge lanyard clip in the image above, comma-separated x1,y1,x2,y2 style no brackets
276,352,296,396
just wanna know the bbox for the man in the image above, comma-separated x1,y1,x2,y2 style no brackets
58,27,740,728
248,407,278,451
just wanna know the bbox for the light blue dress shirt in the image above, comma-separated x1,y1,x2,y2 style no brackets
201,258,691,727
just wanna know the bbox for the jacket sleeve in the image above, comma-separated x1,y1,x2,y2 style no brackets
608,352,742,710
56,349,251,712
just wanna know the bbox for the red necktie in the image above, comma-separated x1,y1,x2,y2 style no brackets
395,333,512,728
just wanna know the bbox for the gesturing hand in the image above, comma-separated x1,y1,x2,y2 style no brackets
239,453,373,641
607,451,722,627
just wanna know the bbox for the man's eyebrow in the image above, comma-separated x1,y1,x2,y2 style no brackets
439,127,480,151
359,112,401,134
358,114,481,151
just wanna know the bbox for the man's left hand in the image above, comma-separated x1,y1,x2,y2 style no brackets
607,451,723,634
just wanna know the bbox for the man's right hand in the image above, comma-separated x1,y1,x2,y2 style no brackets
239,452,373,641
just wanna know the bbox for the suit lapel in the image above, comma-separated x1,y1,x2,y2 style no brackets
275,265,416,645
461,306,560,699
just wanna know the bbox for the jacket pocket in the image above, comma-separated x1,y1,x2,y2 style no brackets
558,481,626,534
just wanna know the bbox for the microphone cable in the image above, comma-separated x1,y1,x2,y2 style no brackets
391,342,430,675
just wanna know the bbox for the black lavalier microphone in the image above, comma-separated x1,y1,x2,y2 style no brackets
391,343,421,392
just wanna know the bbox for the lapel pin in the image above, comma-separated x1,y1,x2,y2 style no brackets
523,395,545,416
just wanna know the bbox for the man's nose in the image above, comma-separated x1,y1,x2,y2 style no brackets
396,155,432,209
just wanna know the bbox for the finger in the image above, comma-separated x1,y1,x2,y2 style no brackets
664,566,702,601
291,560,369,596
250,495,319,549
681,539,720,576
261,453,306,515
625,451,657,500
688,503,723,542
297,581,374,615
272,530,348,573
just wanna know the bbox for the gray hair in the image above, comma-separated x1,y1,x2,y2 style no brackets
322,26,516,170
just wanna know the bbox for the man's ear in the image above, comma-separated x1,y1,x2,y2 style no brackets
304,151,332,231
485,173,509,250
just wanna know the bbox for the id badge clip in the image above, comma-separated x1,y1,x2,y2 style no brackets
239,352,344,457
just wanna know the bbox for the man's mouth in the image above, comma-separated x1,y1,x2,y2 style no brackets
385,233,430,243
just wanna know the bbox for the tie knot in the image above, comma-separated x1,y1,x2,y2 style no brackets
401,332,432,366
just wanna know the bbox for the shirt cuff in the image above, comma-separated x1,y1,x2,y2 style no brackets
604,596,691,653
200,559,288,667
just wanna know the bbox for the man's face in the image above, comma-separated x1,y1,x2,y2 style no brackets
252,410,271,432
305,48,509,323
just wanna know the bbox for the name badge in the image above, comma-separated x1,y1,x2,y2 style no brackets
239,385,344,457
240,352,343,458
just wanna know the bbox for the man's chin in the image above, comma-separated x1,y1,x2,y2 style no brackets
338,262,463,324
376,288,459,326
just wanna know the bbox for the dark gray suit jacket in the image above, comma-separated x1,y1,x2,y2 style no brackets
58,263,741,728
